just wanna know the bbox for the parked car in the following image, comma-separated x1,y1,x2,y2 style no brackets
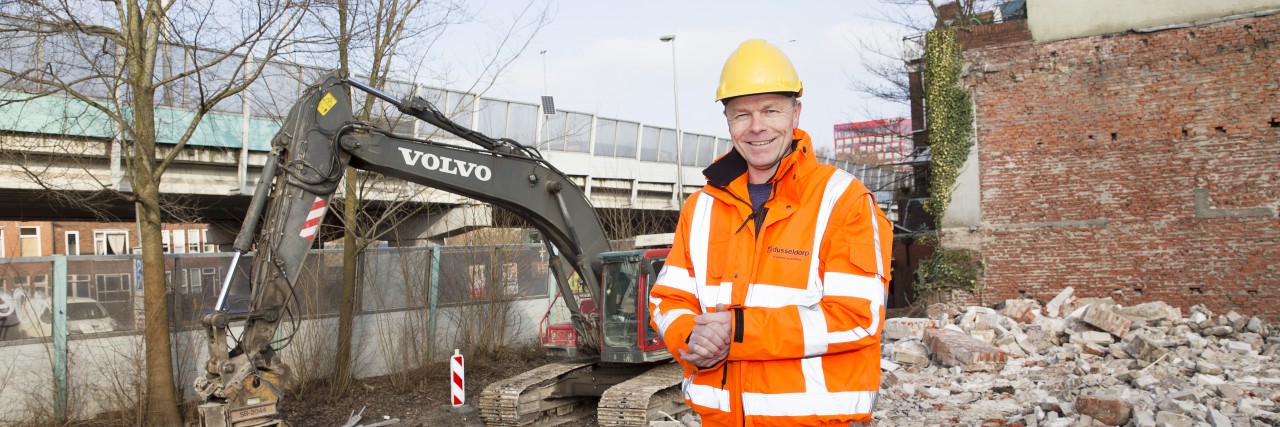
18,297,119,338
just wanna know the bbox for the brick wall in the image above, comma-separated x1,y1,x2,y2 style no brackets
960,14,1280,321
958,20,1032,50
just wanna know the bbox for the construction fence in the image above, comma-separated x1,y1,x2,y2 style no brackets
0,243,558,423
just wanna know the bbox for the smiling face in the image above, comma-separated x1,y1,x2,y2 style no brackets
723,93,802,184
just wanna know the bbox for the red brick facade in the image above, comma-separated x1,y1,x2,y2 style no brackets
958,14,1280,321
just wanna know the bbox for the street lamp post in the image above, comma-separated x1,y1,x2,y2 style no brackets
660,34,683,205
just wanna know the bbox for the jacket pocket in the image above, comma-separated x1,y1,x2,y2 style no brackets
706,240,729,283
682,368,731,412
849,243,881,277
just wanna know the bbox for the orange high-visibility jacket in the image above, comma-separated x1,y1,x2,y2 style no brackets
649,129,892,426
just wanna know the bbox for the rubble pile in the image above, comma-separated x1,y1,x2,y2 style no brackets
876,287,1280,427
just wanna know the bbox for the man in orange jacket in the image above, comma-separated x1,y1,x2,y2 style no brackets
649,39,892,426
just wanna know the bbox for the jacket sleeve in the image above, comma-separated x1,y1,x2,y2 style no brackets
728,190,892,360
648,192,705,369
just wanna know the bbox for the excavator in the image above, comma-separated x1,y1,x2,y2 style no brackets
194,70,687,427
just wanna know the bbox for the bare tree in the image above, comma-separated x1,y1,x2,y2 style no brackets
849,0,994,106
0,1,307,423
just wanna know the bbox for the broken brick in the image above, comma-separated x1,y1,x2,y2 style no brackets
924,328,1008,372
1082,305,1133,338
1077,395,1133,426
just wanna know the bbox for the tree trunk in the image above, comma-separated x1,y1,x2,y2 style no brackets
331,0,358,392
133,94,182,425
129,1,181,423
333,169,359,390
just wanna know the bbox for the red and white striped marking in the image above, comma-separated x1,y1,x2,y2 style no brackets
299,197,326,241
450,349,465,406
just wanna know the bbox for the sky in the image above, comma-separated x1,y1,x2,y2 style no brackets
426,0,930,154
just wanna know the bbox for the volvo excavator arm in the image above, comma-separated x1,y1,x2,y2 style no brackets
195,70,611,426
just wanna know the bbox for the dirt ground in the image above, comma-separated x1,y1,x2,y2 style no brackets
278,346,561,427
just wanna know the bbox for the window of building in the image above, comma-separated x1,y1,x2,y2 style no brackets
19,226,39,257
65,231,80,256
564,113,592,153
658,129,677,163
187,229,201,253
161,230,171,253
203,230,217,253
188,268,216,295
95,273,131,302
97,274,127,293
172,229,187,254
680,132,698,166
540,112,567,151
614,121,639,159
94,230,129,255
69,274,91,298
593,119,617,157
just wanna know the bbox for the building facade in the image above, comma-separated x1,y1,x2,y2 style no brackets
833,118,913,171
0,221,218,257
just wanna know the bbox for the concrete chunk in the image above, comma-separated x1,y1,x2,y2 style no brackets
1207,408,1232,427
1133,374,1159,389
1118,301,1175,322
1216,384,1243,401
1194,374,1226,386
1196,361,1222,375
1082,342,1108,356
1074,331,1114,345
970,328,997,343
923,327,1008,372
1132,409,1156,427
1184,332,1208,349
1245,316,1263,333
1155,411,1194,427
1045,286,1075,318
1223,340,1253,355
1125,334,1168,365
883,317,932,340
889,339,930,367
960,306,1002,331
1202,325,1233,337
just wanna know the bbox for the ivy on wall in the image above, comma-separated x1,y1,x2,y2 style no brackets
922,28,973,219
914,243,984,295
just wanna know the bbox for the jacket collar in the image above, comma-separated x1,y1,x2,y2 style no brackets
703,128,819,188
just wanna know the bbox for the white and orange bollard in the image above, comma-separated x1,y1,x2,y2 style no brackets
450,349,465,407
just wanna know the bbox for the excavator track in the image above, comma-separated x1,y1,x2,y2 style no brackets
596,362,688,426
478,359,688,426
477,358,597,426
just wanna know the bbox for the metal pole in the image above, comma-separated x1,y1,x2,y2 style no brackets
52,255,67,422
429,246,440,351
660,35,683,205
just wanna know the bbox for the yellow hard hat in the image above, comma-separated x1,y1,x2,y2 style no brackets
715,39,803,102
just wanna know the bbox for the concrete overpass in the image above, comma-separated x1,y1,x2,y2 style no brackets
0,70,907,243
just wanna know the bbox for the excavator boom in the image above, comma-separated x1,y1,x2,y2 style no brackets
196,70,683,427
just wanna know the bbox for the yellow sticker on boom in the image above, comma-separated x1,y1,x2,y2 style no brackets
317,92,337,116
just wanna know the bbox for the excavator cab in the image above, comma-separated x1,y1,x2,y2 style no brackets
541,247,670,362
598,248,670,363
